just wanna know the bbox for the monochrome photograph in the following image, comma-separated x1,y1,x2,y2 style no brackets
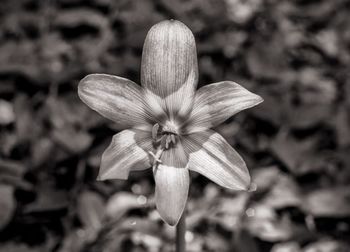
0,0,349,251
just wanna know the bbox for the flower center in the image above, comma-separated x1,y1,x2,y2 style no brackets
151,121,179,150
149,121,181,167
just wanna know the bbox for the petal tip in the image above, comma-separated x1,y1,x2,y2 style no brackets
96,169,109,181
233,166,251,191
222,177,251,191
155,190,187,226
150,19,193,35
243,180,252,191
77,75,90,99
242,92,264,111
157,207,183,226
78,74,99,90
237,174,252,191
96,170,108,181
256,94,264,105
96,174,104,181
77,74,104,104
144,19,196,56
167,217,180,226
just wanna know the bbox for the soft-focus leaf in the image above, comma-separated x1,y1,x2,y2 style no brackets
271,242,301,252
271,131,319,174
246,204,294,242
246,34,287,80
303,240,350,252
0,99,15,125
303,187,350,217
0,243,47,252
208,194,249,231
77,190,105,230
262,173,301,209
24,183,69,213
252,166,280,193
225,0,262,24
51,128,93,154
204,232,231,252
333,105,350,147
0,159,31,189
105,192,150,220
0,185,15,231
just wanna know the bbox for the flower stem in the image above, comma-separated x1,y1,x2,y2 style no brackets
176,211,186,252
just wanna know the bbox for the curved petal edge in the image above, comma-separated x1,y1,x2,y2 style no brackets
184,81,263,133
183,130,251,190
98,129,153,181
78,74,154,130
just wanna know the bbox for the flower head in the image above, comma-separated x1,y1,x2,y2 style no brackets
78,20,263,226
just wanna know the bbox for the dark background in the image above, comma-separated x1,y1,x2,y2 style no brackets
0,0,350,251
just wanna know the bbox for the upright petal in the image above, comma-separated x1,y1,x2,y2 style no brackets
78,74,157,130
154,142,189,225
98,129,153,180
141,20,198,120
184,81,263,133
183,130,251,190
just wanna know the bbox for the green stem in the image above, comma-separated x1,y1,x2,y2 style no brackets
176,211,186,252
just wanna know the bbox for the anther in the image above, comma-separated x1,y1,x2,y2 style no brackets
165,136,171,149
152,123,160,141
170,134,176,145
160,135,167,149
151,121,179,150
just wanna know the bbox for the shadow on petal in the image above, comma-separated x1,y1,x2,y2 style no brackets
78,74,156,130
98,129,154,181
182,130,251,190
141,20,198,120
153,140,189,225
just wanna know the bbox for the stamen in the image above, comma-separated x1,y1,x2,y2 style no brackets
165,136,171,149
152,123,160,141
151,121,179,150
160,135,167,149
170,134,176,145
148,148,164,166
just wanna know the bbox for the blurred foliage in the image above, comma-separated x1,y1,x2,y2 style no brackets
0,0,350,251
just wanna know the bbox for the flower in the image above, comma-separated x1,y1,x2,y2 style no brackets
78,20,263,226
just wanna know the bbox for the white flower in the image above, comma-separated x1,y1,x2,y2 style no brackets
78,20,263,226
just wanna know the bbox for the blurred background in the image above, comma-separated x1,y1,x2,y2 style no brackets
0,0,350,251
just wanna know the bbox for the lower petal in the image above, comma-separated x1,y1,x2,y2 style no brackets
154,165,189,226
98,129,153,180
153,141,189,226
183,130,251,190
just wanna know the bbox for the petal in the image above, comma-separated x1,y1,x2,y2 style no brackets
184,81,263,133
154,142,189,225
183,130,251,190
98,129,153,180
78,74,157,130
141,20,198,120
